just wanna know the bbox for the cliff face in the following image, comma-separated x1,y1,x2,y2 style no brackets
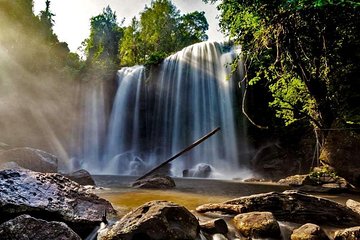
320,124,360,186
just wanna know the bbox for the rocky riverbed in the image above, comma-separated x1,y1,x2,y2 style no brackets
1,147,360,240
1,168,360,239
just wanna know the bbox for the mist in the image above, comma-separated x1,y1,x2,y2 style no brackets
0,5,80,170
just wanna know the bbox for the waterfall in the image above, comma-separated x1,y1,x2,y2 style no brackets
79,42,249,178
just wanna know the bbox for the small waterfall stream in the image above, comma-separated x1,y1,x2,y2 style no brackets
79,42,249,178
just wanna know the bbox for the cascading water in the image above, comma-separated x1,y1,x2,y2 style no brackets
79,42,249,178
103,66,145,174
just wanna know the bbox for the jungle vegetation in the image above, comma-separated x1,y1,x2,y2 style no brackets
204,0,360,142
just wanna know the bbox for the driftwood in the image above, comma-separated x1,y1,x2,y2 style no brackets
136,127,220,181
199,218,228,235
196,191,360,227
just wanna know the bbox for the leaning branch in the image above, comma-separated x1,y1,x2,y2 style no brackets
136,127,221,181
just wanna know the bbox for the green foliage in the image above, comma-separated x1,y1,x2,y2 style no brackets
210,0,360,129
177,11,209,47
85,6,123,69
309,166,340,184
118,18,141,66
0,0,82,76
39,0,56,42
119,0,209,66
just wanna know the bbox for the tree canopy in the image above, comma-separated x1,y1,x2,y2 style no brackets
0,0,82,75
206,0,360,133
119,0,209,66
84,6,123,69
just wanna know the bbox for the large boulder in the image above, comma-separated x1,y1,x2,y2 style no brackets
132,175,175,189
0,161,23,171
346,199,360,215
278,167,354,193
0,169,116,238
0,147,57,172
196,191,360,227
334,226,360,239
291,223,329,240
278,175,312,186
0,214,81,240
63,169,95,186
99,200,199,240
199,218,228,235
233,211,281,238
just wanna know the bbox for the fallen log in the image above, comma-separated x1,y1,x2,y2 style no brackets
196,190,360,227
136,127,220,181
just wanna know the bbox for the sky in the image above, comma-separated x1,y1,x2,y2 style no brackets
33,0,225,53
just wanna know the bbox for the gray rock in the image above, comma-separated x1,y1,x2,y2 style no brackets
183,163,214,178
0,161,23,170
233,211,281,238
346,199,360,215
99,200,199,240
0,214,81,240
132,175,175,189
334,226,360,239
278,175,311,186
196,191,360,227
243,177,268,183
199,218,228,235
63,169,95,185
291,223,329,240
0,169,115,238
0,147,57,172
212,233,229,240
279,172,353,193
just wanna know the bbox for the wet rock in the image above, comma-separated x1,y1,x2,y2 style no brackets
200,218,228,235
132,175,175,189
197,203,246,215
63,169,95,186
196,191,360,227
99,200,199,240
212,233,229,240
296,184,351,194
346,199,360,215
244,178,272,183
183,163,214,178
233,211,281,238
243,177,269,183
0,161,23,170
0,214,81,240
291,223,329,240
278,175,312,186
278,168,354,193
128,156,147,175
0,147,57,172
0,168,116,238
334,226,360,239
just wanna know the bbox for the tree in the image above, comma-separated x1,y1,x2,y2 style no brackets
139,0,180,58
0,0,81,75
85,6,123,68
118,0,209,66
177,11,209,48
39,0,56,42
118,18,142,66
205,0,360,140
